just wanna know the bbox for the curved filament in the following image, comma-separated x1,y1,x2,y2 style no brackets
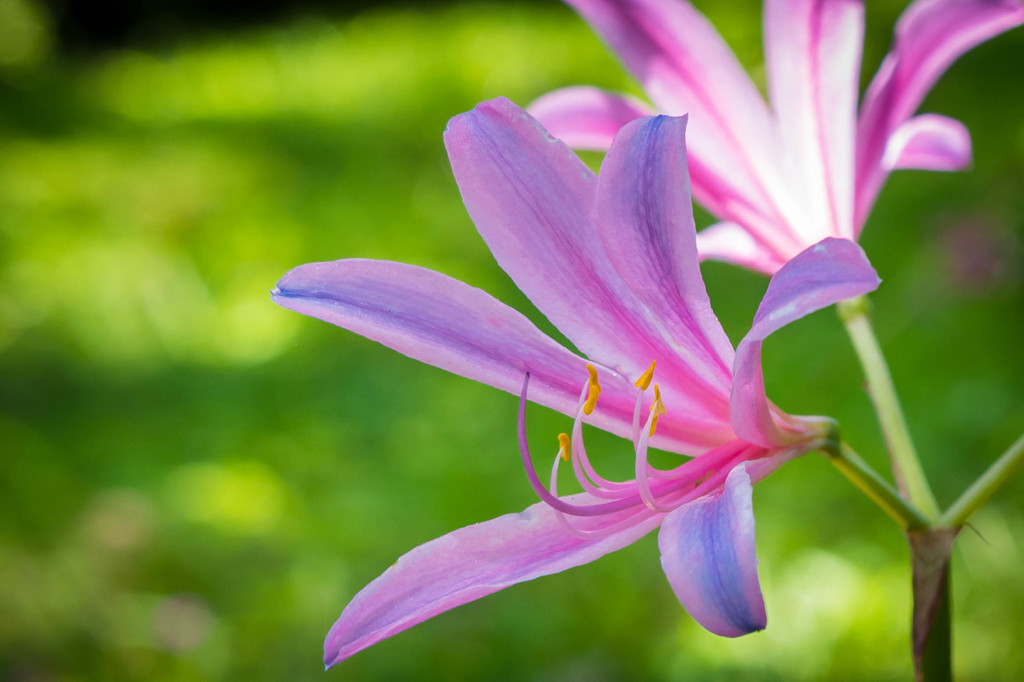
635,400,677,513
518,373,652,517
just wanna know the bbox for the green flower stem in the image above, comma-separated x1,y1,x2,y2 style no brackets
941,431,1024,527
837,296,941,521
820,440,931,530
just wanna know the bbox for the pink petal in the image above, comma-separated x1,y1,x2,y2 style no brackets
594,114,734,413
444,97,649,379
696,221,787,275
658,463,765,637
855,0,1024,228
324,495,662,666
444,98,736,442
527,86,655,151
882,113,972,171
765,0,864,241
562,0,801,262
731,238,880,447
273,259,652,445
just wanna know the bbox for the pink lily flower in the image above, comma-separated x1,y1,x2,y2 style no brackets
271,98,880,666
530,0,1024,274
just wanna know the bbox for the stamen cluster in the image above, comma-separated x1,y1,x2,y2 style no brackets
517,365,763,539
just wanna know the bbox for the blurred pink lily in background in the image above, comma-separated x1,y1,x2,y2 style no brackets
272,98,879,666
530,0,1024,273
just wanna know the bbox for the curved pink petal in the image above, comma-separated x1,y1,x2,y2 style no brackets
882,113,972,171
272,259,659,445
324,495,663,666
444,97,652,380
658,463,765,637
527,86,654,151
594,114,734,404
562,0,802,261
444,98,736,437
855,0,1024,228
765,0,864,241
731,238,880,447
696,221,787,275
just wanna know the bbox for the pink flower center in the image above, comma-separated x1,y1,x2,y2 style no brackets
517,366,755,539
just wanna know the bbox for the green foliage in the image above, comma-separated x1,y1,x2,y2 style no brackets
0,2,1022,680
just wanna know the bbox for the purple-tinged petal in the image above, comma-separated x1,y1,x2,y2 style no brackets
765,0,864,241
696,221,787,275
658,463,765,637
855,0,1024,228
562,0,802,261
528,86,654,151
274,259,651,445
444,97,648,379
445,98,736,437
594,114,734,398
324,437,775,666
882,113,972,171
732,238,880,447
324,495,663,667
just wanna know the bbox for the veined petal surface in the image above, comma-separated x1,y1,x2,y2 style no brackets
594,114,734,397
324,495,664,666
528,86,654,151
658,463,765,637
445,98,734,432
731,238,880,447
273,259,729,453
445,98,677,383
274,260,644,444
765,0,863,242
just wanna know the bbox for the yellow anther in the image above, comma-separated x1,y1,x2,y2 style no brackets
634,360,656,390
557,432,571,462
584,364,601,415
648,384,666,436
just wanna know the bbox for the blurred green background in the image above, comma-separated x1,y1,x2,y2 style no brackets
1,0,1022,679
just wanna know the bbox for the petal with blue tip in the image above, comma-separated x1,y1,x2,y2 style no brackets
658,464,765,637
